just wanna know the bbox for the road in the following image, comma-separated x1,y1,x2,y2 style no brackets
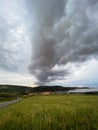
0,98,22,109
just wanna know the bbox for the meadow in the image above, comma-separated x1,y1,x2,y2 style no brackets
0,95,98,130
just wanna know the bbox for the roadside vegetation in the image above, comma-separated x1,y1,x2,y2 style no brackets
0,92,18,102
0,95,98,130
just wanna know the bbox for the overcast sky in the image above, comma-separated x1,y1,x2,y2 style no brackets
0,0,98,87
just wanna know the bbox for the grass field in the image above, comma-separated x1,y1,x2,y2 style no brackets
0,95,98,130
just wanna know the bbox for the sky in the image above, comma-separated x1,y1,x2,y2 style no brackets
0,0,98,87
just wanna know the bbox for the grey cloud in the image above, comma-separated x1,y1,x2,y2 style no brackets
28,0,98,84
0,18,9,41
0,0,98,85
0,1,31,73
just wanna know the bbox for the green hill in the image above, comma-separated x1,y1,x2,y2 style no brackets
0,84,89,95
0,85,32,95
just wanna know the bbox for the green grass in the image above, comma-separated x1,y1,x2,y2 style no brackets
0,95,98,130
0,92,18,102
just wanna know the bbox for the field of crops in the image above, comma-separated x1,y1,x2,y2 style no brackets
0,95,98,130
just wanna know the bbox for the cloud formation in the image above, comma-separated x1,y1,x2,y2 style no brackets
0,0,31,73
0,0,98,85
28,0,98,84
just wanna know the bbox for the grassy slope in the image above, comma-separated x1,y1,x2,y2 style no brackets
0,85,32,95
0,95,98,130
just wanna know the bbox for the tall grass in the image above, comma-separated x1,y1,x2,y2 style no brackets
0,95,98,130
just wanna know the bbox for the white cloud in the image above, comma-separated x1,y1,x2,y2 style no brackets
69,58,98,81
0,69,36,87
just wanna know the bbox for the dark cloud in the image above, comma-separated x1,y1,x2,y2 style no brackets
27,0,98,84
0,0,98,85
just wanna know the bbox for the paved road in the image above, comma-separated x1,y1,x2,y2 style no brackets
0,98,22,109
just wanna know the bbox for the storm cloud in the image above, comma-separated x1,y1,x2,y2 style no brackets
28,0,98,84
0,0,98,85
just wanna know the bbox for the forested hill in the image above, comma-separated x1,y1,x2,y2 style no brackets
0,85,89,95
0,85,32,95
31,86,89,92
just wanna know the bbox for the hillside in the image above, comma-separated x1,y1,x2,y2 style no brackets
0,85,89,95
0,85,32,95
31,86,89,92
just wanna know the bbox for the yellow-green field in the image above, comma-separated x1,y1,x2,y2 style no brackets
0,95,98,130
